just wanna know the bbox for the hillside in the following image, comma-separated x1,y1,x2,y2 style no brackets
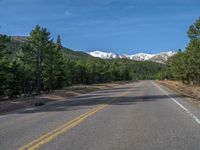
8,36,93,61
1,32,165,99
106,58,165,80
7,36,175,63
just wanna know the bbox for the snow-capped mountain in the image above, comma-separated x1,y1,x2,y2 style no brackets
129,53,154,61
88,50,176,63
150,51,176,63
88,51,120,59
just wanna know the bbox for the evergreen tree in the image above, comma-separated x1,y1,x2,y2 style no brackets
23,25,51,93
157,17,200,85
0,25,165,99
0,35,10,96
54,35,67,88
186,17,200,85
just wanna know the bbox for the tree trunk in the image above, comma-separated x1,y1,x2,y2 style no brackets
36,49,41,94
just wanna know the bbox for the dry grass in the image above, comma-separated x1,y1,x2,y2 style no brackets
157,80,200,101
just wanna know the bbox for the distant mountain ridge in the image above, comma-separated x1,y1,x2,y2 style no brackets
7,36,175,63
88,51,176,63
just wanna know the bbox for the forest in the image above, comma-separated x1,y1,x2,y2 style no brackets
157,17,200,85
0,25,163,99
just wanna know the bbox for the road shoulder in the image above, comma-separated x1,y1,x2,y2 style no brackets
156,80,200,106
0,81,133,114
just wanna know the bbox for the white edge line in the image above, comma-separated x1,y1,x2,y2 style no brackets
153,82,200,125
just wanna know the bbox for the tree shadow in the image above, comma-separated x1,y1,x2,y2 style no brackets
17,90,186,114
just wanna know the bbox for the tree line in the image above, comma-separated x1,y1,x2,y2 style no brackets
0,25,163,99
157,17,200,85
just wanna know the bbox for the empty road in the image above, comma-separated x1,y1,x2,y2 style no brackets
0,81,200,150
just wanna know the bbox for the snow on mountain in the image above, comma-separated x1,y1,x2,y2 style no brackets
150,51,176,63
129,53,154,61
88,51,120,59
88,50,176,63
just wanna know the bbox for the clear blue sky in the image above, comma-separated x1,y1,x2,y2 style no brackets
0,0,200,54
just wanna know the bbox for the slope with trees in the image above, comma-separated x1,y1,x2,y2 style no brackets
0,25,163,99
157,17,200,85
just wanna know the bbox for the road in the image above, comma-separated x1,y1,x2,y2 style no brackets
0,81,200,150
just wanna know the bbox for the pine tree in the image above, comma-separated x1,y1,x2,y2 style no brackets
23,25,51,93
0,35,10,96
54,35,67,88
186,17,200,85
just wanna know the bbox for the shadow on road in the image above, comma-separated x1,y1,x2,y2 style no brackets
16,85,186,114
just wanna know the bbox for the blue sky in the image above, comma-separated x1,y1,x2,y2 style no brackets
0,0,200,54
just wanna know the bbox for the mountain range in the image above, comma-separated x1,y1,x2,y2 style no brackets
8,36,176,63
88,51,176,63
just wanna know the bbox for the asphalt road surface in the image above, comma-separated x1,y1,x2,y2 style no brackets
1,81,200,150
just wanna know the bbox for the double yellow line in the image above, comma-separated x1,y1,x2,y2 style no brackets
19,89,131,150
19,104,108,150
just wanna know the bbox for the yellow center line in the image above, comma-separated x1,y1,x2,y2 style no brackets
19,90,130,150
18,104,107,150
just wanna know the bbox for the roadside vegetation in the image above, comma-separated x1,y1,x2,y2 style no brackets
0,25,163,99
157,80,200,101
157,17,200,86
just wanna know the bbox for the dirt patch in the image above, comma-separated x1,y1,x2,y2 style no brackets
0,81,133,114
156,80,200,102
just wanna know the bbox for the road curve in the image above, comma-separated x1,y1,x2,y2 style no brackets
0,81,200,150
